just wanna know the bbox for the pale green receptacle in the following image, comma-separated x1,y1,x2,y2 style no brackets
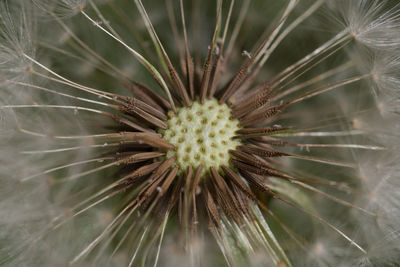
162,98,241,176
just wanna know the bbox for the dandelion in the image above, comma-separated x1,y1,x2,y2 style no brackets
1,0,400,266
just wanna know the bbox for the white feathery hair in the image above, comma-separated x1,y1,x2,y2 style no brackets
32,0,87,17
0,3,96,264
331,0,400,50
0,0,35,88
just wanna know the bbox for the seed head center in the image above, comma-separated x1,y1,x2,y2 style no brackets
162,98,241,174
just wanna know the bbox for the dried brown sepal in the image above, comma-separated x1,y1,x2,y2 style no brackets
230,184,253,222
119,104,167,129
231,83,274,118
169,65,191,107
218,28,274,104
235,126,290,139
221,165,256,200
251,137,294,147
230,150,286,174
199,1,223,103
117,132,175,150
120,81,165,112
178,0,195,100
204,186,222,230
210,167,242,222
119,161,162,184
191,165,203,196
230,158,287,179
239,170,273,195
238,145,289,158
151,157,176,179
190,165,203,235
157,166,179,196
218,57,255,104
166,0,186,77
239,102,288,127
109,113,153,132
140,171,169,209
115,152,165,164
120,96,167,121
125,80,172,110
182,166,194,233
166,173,185,213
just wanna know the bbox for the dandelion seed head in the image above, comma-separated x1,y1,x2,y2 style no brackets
1,0,400,266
